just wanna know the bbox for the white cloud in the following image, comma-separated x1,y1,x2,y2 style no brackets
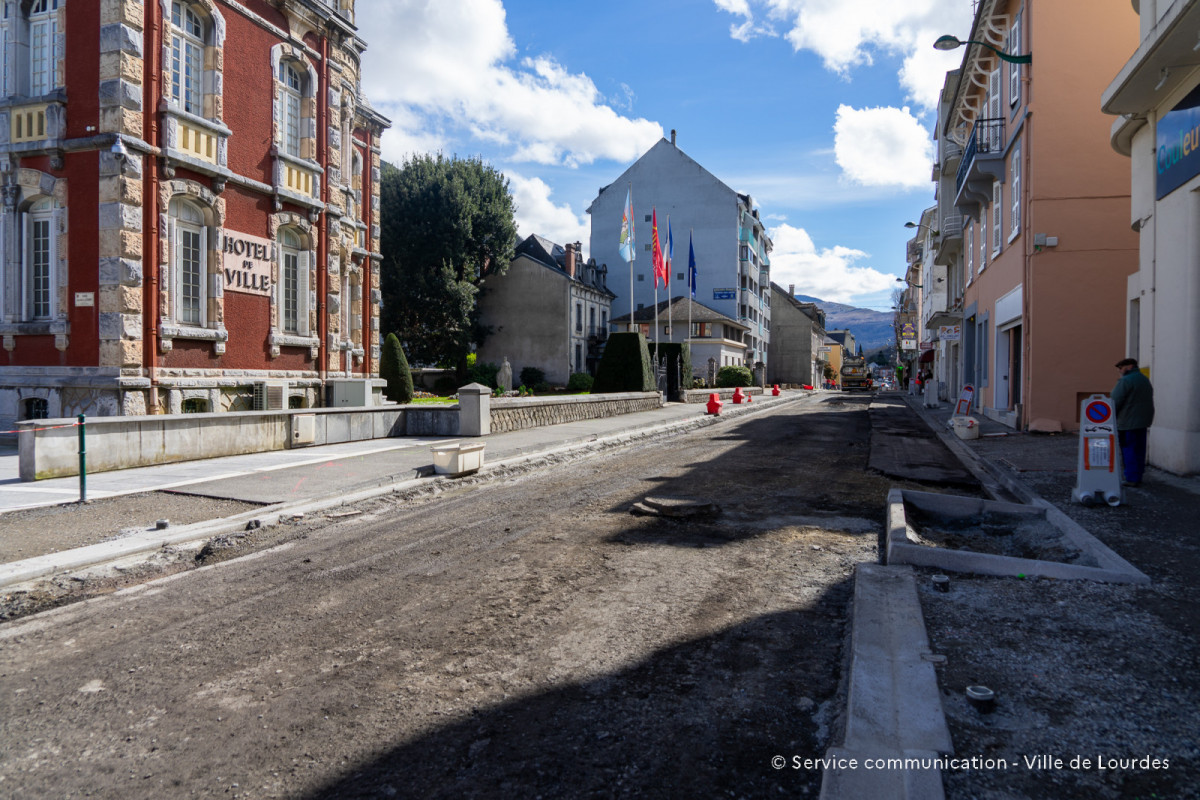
357,0,662,168
833,105,933,189
713,0,972,110
768,224,895,303
508,173,590,257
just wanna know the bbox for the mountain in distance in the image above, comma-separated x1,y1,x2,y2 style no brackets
795,294,894,353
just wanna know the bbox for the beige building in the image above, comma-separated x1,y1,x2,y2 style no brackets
476,235,614,385
767,283,825,387
610,296,748,383
1102,0,1200,474
927,0,1139,431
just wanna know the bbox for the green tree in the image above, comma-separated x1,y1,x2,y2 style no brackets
379,155,518,372
380,333,414,403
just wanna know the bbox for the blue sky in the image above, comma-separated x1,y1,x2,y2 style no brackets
356,0,975,312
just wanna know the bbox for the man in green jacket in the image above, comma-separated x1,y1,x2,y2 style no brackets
1112,358,1155,487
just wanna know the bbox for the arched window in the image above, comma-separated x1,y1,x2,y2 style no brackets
28,0,60,96
24,196,56,320
169,197,207,326
22,397,48,420
279,227,305,334
280,61,303,157
170,1,205,115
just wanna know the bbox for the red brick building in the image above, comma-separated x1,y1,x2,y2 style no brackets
0,0,388,428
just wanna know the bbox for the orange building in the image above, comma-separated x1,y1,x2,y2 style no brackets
933,0,1139,431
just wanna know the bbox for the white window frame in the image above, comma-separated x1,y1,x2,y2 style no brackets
986,69,1002,151
170,1,204,116
23,197,56,321
169,198,208,327
967,222,974,284
29,0,59,97
1008,13,1022,109
979,215,988,272
279,228,309,336
280,61,303,157
1009,142,1022,241
992,181,1003,256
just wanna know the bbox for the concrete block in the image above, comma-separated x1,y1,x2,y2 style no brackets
457,383,491,437
99,23,144,57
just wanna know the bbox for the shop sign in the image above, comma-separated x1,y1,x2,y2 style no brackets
901,338,917,350
221,231,274,296
1157,83,1200,200
940,325,961,341
713,288,736,300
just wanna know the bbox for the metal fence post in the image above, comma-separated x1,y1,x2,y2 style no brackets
77,413,86,503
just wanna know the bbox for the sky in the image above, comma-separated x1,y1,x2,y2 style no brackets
355,0,976,313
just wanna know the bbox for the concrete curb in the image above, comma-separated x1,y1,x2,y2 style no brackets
819,563,952,800
0,390,819,589
895,397,1149,584
885,488,1149,585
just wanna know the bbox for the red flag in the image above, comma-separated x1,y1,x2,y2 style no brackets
651,209,664,288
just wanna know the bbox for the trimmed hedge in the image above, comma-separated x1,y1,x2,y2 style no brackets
567,372,594,392
592,332,655,393
380,333,415,403
520,366,545,387
715,365,753,388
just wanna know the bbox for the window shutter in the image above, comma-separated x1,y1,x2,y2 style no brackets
1009,16,1021,107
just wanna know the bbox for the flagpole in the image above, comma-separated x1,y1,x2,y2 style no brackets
666,216,673,347
688,228,693,372
628,183,636,332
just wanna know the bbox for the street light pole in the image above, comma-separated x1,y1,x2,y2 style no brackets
933,34,1031,64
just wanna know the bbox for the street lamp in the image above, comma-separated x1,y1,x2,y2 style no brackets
934,34,1031,64
896,277,924,289
904,221,939,235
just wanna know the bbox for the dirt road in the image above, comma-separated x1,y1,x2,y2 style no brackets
0,397,924,798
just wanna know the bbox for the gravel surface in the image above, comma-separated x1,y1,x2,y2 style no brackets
0,492,265,564
0,397,924,798
915,415,1200,800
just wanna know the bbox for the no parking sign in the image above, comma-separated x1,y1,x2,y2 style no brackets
1075,394,1121,506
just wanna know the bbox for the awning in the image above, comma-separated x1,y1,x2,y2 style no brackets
919,349,935,363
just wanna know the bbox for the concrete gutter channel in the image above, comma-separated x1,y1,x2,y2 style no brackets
819,397,1147,800
0,391,814,590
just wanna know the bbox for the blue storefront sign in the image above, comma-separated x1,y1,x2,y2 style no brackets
1157,83,1200,200
713,288,736,300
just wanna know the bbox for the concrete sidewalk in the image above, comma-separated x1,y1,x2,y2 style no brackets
0,392,810,513
0,389,817,586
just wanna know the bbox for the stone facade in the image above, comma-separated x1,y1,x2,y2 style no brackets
488,394,662,434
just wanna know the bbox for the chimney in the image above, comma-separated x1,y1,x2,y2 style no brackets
671,129,676,146
564,243,576,279
789,284,795,297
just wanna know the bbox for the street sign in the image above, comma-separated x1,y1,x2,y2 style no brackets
1074,394,1121,507
953,384,974,417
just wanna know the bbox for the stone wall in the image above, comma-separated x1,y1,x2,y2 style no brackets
489,392,662,434
681,387,765,404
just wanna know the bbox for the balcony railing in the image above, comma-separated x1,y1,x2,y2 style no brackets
955,117,1005,194
940,214,963,238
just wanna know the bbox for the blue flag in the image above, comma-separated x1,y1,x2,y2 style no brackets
688,232,697,297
